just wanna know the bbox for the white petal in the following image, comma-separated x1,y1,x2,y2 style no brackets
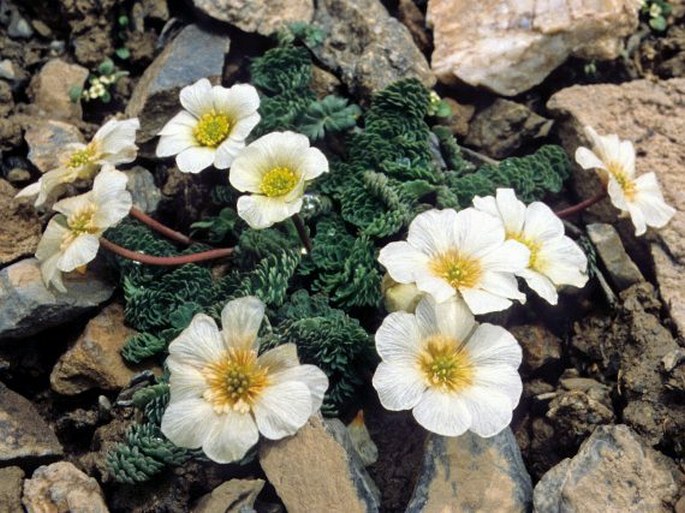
95,118,139,155
633,173,676,230
40,253,66,293
52,191,93,218
253,380,313,439
520,269,559,305
176,146,216,174
413,388,472,437
607,176,630,211
221,296,265,351
406,209,458,256
626,203,647,236
211,83,260,121
15,180,40,200
479,271,526,304
471,365,523,409
471,194,499,219
378,241,430,283
374,311,422,363
454,208,506,258
536,237,588,288
157,118,197,157
101,146,138,166
414,272,458,303
523,202,564,242
158,110,198,135
495,188,526,235
574,146,606,171
299,147,329,181
465,323,522,369
35,218,68,262
479,239,530,274
257,343,299,373
268,363,329,413
92,166,132,228
179,78,213,117
167,359,207,401
618,139,636,178
57,234,100,272
461,386,515,438
33,168,73,207
214,138,246,169
229,112,261,141
167,314,224,369
373,361,425,411
415,295,474,343
460,287,514,315
236,194,302,229
160,398,216,449
202,410,259,463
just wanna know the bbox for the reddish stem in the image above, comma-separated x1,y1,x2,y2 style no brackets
555,191,608,219
129,207,194,245
292,214,313,254
100,238,233,266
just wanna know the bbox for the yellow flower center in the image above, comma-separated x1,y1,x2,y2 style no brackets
507,231,542,271
193,111,233,148
202,348,270,414
606,162,636,201
429,251,482,290
260,166,299,198
66,145,98,170
60,203,100,249
418,335,474,392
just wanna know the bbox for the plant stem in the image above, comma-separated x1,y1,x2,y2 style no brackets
292,214,313,254
129,207,194,245
100,238,233,266
555,191,608,218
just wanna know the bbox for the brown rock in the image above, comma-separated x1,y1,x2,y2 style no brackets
310,65,343,99
28,59,89,122
25,120,84,173
259,414,380,513
192,479,264,513
0,466,24,513
397,0,431,54
0,382,63,464
509,324,562,375
50,303,140,395
440,97,475,139
0,180,41,265
547,78,685,336
193,0,313,36
22,461,109,513
429,0,639,96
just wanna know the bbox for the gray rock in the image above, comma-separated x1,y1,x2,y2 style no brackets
465,99,553,159
0,382,63,464
587,223,644,291
259,414,380,513
126,166,161,213
309,0,435,99
0,466,24,513
192,479,264,513
534,425,684,513
0,0,32,39
126,24,230,144
0,258,115,340
25,119,84,173
0,59,16,81
193,0,313,36
407,428,532,513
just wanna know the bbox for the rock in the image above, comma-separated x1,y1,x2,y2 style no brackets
464,99,552,158
662,348,685,392
0,382,63,464
22,461,109,513
547,79,685,335
50,303,140,395
407,428,532,513
429,0,639,96
28,59,89,122
259,414,380,513
534,425,684,513
126,24,230,144
0,258,115,340
397,0,431,54
310,65,343,99
0,466,24,513
509,324,562,376
439,97,475,139
0,80,13,117
0,180,41,265
193,0,313,36
309,0,435,99
142,0,169,22
25,119,84,173
587,223,644,291
346,411,378,467
0,59,16,81
192,479,264,513
1,0,33,39
126,166,161,213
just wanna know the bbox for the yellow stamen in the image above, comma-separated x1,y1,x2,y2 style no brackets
607,162,636,201
507,231,542,271
60,203,100,249
193,110,233,148
260,166,299,198
418,335,474,392
202,348,270,414
430,251,482,290
66,145,98,170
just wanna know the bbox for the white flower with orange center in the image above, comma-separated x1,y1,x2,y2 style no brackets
36,165,132,292
16,118,139,207
473,188,589,305
575,126,675,236
229,131,329,229
378,208,529,315
160,297,329,463
372,296,522,437
156,78,261,174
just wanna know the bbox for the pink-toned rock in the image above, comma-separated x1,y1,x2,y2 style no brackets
547,78,685,335
28,59,88,122
193,0,313,36
0,180,41,265
429,0,640,96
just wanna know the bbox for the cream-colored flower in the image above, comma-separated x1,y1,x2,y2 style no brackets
160,297,329,463
16,118,139,207
36,165,132,292
473,188,588,305
229,131,329,229
156,78,260,174
373,296,522,437
575,126,675,236
378,208,529,315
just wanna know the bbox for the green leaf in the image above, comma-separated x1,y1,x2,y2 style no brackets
98,58,115,75
68,85,83,103
649,15,667,31
115,47,131,60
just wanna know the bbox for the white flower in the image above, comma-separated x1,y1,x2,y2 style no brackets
473,188,588,305
372,295,522,437
160,296,329,463
156,78,261,174
378,208,529,315
575,126,675,236
229,131,329,229
16,118,139,207
36,165,132,292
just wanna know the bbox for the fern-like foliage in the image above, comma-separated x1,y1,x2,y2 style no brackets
299,95,361,141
